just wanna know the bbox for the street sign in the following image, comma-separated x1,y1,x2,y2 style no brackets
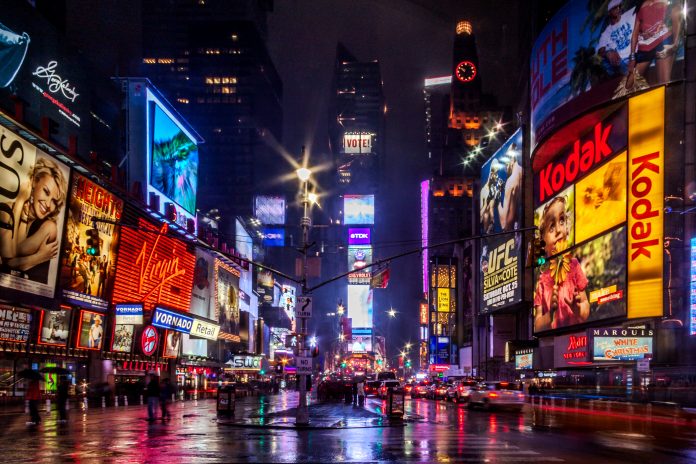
637,359,650,372
297,296,313,318
296,356,312,374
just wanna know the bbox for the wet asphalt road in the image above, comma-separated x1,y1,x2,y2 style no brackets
1,392,695,463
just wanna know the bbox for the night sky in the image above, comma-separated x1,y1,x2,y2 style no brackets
268,0,526,356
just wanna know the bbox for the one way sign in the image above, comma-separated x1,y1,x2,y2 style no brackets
297,296,312,318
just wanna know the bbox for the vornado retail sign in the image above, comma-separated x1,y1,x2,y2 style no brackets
151,306,219,340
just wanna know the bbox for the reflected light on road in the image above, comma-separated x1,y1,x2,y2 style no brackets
489,414,498,434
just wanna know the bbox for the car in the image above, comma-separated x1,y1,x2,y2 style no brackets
468,381,525,411
411,382,429,399
378,380,400,399
403,383,414,395
446,380,477,403
365,380,382,396
432,383,449,400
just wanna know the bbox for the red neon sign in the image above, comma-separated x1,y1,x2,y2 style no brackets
112,218,195,311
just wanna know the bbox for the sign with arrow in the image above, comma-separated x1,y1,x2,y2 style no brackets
297,296,312,318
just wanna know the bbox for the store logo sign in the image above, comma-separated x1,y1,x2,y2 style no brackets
152,307,193,333
136,223,186,302
32,61,79,102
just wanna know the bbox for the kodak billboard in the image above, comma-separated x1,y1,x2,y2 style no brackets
531,87,664,334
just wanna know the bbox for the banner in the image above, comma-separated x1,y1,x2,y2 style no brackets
111,324,134,353
60,174,123,310
216,259,240,336
76,310,105,350
0,305,31,342
0,126,70,299
190,249,214,318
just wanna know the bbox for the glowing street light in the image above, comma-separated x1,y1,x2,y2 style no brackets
296,166,311,182
387,308,397,318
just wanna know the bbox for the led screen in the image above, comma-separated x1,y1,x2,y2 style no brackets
347,246,372,285
263,228,285,247
591,328,653,362
149,100,198,214
254,195,286,225
350,334,372,352
348,285,373,328
515,351,533,370
216,260,240,336
530,0,684,148
344,195,374,225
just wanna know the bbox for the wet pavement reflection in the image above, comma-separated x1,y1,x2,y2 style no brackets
1,392,696,462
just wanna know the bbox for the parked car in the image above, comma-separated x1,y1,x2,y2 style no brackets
378,380,401,399
468,381,525,411
365,380,382,396
446,380,477,403
411,382,429,399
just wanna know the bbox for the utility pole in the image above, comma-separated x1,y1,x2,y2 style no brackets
296,161,312,426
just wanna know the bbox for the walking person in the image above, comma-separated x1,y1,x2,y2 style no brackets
357,379,365,407
26,378,41,425
56,377,69,423
145,375,160,422
352,381,358,406
159,378,173,421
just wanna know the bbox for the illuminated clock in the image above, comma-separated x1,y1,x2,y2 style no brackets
455,61,477,83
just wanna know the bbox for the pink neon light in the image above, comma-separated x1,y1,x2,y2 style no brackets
421,180,429,295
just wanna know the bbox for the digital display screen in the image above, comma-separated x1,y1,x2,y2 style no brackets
515,351,533,370
255,195,286,225
348,246,372,285
344,195,374,225
348,285,373,328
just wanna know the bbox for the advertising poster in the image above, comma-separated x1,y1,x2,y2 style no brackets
162,330,182,358
257,269,275,306
111,216,195,312
350,334,372,352
0,127,70,299
76,310,105,350
59,174,123,311
190,249,214,319
149,101,198,215
592,328,653,361
344,195,375,225
515,350,534,370
348,246,372,285
38,309,70,346
343,132,373,154
0,305,31,342
348,284,373,328
479,129,524,313
530,0,684,147
254,195,286,225
215,259,240,336
111,324,134,353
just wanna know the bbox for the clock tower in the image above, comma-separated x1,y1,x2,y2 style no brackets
449,21,481,133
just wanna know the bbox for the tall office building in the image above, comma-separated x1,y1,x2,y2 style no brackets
140,0,283,235
325,43,386,370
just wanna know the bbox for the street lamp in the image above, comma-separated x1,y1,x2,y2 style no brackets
387,308,397,318
296,162,313,426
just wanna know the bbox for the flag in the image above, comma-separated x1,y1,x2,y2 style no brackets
370,267,390,289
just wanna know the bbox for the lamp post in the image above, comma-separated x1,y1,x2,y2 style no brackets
296,165,312,426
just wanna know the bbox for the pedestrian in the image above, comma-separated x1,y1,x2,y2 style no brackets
145,375,160,422
357,379,365,407
352,381,358,406
26,378,41,425
57,376,69,423
159,378,173,421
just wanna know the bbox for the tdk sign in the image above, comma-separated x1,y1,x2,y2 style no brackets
152,307,194,333
348,228,371,245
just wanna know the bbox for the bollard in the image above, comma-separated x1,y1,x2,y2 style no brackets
115,396,119,407
102,396,106,408
83,397,88,410
25,400,29,414
140,395,144,405
45,398,51,413
124,395,128,406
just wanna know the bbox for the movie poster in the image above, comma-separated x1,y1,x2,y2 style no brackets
479,129,524,313
0,126,70,299
59,174,123,311
216,259,240,336
530,0,685,147
190,249,214,319
162,330,182,358
111,324,134,353
38,309,70,346
76,310,105,350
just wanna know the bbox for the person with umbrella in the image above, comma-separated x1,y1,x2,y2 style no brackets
26,376,41,425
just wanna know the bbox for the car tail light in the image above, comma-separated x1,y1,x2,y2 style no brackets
458,386,465,391
518,394,524,399
488,392,499,398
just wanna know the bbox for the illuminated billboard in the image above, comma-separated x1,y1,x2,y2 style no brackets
348,228,371,245
350,334,372,352
530,0,684,148
0,126,70,301
591,327,653,362
255,195,286,225
480,129,524,313
215,259,241,337
343,132,373,154
263,228,285,247
76,310,105,350
344,195,374,225
60,174,124,311
515,349,533,370
691,237,696,336
348,284,373,328
532,88,665,334
348,246,372,285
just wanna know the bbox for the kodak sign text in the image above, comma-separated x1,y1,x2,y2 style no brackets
627,87,664,319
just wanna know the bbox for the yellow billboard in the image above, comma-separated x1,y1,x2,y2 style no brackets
627,87,664,319
437,288,450,312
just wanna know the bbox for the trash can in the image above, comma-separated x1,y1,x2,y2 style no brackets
386,387,404,419
217,385,235,417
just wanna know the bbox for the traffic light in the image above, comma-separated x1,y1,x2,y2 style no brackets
340,361,347,369
532,236,547,266
405,359,412,368
260,369,266,375
311,346,319,358
86,228,100,256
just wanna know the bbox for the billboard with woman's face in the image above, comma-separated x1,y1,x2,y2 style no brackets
531,0,684,148
0,125,70,299
215,259,240,336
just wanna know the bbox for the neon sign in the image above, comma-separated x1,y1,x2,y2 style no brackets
32,61,79,102
690,237,696,336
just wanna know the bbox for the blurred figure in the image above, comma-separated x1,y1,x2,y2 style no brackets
357,379,365,407
160,378,173,421
57,377,69,423
26,378,41,425
145,375,160,422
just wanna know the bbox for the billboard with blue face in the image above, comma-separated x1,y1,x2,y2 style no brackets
344,195,374,225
